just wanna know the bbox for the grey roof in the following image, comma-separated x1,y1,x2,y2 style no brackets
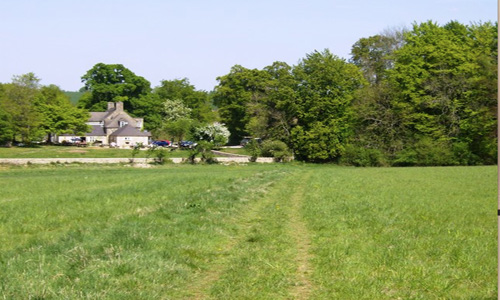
89,112,108,122
109,125,151,137
85,125,106,136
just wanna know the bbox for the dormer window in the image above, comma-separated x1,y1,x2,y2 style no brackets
119,120,128,127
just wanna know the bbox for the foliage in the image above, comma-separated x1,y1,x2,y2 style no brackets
0,74,89,144
244,139,261,162
291,50,366,162
340,144,388,167
35,85,90,141
154,78,216,123
192,122,230,147
260,140,292,162
0,85,14,146
149,146,169,164
162,118,195,144
162,99,192,122
197,141,217,164
79,63,152,112
350,21,497,166
213,65,272,144
129,143,142,163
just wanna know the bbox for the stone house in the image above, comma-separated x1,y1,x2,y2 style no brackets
58,102,151,147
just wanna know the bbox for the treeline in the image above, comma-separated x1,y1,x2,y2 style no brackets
0,73,90,145
214,20,498,166
0,20,496,166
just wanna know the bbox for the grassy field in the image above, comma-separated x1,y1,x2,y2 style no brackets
0,164,496,299
0,146,191,159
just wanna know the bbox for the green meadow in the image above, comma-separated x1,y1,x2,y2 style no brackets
0,164,496,299
0,146,190,159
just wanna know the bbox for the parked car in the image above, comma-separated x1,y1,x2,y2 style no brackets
179,140,198,149
151,140,171,147
240,137,262,146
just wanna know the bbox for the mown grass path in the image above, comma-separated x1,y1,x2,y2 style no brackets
182,170,315,299
288,171,314,299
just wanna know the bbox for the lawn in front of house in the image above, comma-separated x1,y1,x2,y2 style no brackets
0,145,191,158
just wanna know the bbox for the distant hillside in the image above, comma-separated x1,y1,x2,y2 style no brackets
63,91,84,105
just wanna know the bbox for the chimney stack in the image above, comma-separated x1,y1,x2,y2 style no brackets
107,102,115,111
115,102,124,111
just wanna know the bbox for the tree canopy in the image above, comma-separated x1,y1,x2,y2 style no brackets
79,63,152,112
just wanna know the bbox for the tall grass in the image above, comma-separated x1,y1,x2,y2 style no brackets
0,164,496,299
302,166,497,299
0,164,288,298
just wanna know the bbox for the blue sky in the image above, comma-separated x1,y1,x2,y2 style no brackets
0,0,496,92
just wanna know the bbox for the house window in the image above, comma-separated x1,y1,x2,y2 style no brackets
119,121,128,127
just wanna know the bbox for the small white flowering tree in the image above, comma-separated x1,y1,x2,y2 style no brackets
193,122,230,147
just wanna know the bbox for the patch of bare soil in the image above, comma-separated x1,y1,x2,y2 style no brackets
65,150,88,153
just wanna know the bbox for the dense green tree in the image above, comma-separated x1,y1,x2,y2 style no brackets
163,118,195,144
351,33,401,84
260,62,298,142
154,78,215,123
162,99,192,122
213,65,271,144
291,50,365,162
389,21,497,164
349,31,407,157
79,63,152,112
35,85,90,142
1,73,45,143
0,84,14,146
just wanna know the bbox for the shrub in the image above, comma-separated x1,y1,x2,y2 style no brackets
261,140,292,162
244,139,261,162
183,141,218,164
192,122,230,148
197,141,218,164
129,143,142,163
340,144,388,167
393,137,456,166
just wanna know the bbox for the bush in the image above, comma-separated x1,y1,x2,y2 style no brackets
244,139,261,162
340,145,388,167
393,137,456,166
129,143,142,163
192,122,230,148
261,140,292,162
198,141,218,164
184,141,218,164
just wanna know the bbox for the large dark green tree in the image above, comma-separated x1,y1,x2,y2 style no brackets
349,31,407,158
79,63,152,112
213,65,271,144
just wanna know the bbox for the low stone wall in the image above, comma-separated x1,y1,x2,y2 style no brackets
0,157,275,165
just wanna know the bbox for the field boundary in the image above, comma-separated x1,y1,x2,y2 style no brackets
0,157,275,165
